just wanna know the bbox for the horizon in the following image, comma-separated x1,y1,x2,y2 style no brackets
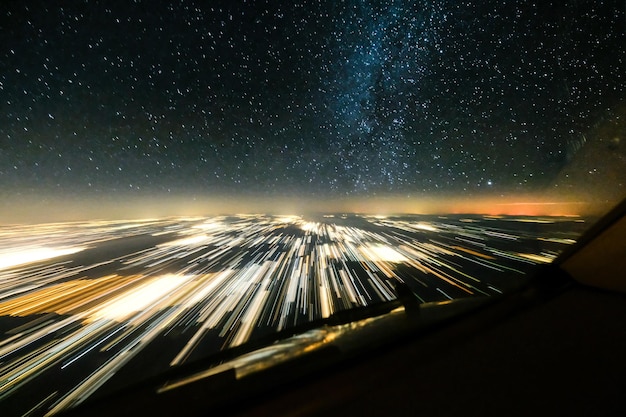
0,191,610,225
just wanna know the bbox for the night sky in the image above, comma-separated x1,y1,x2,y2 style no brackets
1,1,624,218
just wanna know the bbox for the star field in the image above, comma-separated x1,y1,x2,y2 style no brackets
0,0,624,203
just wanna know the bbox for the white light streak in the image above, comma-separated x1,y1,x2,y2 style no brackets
0,247,86,271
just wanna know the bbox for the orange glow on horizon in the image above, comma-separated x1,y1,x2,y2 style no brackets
445,200,589,217
338,195,597,217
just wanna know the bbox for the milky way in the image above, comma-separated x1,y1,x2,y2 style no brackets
0,1,624,207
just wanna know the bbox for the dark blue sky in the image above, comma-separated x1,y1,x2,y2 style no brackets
1,0,624,203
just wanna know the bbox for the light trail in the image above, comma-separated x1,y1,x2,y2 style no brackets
0,214,584,416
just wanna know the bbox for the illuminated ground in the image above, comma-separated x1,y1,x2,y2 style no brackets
0,214,585,416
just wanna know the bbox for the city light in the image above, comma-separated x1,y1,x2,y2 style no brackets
0,214,582,415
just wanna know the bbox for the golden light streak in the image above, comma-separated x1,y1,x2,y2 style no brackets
86,274,191,323
517,253,556,264
450,246,496,260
